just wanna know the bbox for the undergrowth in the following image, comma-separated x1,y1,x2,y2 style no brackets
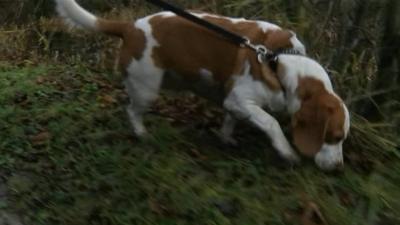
0,64,398,225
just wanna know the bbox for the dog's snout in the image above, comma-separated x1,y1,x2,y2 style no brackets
319,161,344,173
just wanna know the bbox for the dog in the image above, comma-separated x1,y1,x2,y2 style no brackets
55,0,350,171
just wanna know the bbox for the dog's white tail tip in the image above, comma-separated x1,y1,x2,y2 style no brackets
55,0,98,30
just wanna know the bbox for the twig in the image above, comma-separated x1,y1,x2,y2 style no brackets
347,87,399,104
0,29,29,33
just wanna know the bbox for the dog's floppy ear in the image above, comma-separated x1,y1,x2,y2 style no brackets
292,95,330,157
292,78,347,156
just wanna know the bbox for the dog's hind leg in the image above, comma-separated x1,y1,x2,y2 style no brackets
126,102,148,137
124,61,164,137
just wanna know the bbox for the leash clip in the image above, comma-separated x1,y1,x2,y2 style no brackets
255,45,268,63
242,38,271,63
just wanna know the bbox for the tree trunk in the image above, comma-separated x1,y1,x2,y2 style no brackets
331,0,369,71
361,0,400,119
284,0,301,23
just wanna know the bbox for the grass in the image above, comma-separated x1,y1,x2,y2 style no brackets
0,62,399,225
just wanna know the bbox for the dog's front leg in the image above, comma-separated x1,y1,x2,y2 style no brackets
246,105,300,164
224,98,300,164
218,114,238,146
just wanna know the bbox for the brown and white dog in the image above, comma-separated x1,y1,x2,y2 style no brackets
55,0,350,171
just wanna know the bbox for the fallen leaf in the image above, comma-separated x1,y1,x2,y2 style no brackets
36,76,45,84
339,191,354,207
188,148,208,160
98,94,117,108
301,201,328,225
283,209,296,222
29,131,51,146
148,198,173,216
13,91,28,104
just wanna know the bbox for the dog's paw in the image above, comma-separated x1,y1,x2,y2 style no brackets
282,152,301,165
273,141,301,165
218,133,239,147
134,127,148,139
224,136,239,147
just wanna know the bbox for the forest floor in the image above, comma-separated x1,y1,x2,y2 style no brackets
0,60,399,225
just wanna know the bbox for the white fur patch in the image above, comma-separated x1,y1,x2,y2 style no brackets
126,17,165,97
225,61,285,115
343,103,351,137
154,11,249,24
123,17,165,135
290,33,306,55
55,0,97,30
278,55,333,95
223,64,299,163
256,21,281,32
315,143,344,171
158,11,176,18
192,12,247,24
134,17,161,72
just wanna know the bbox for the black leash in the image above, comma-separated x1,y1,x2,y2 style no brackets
145,0,271,58
146,0,246,45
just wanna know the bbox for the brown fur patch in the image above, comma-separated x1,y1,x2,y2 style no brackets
97,19,146,69
97,19,127,37
148,14,294,92
119,26,146,69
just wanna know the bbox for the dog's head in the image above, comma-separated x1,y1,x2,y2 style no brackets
277,56,350,171
292,83,350,171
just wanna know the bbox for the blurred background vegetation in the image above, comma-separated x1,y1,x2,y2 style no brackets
0,0,399,225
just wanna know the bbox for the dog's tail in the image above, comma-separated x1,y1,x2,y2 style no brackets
55,0,127,38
